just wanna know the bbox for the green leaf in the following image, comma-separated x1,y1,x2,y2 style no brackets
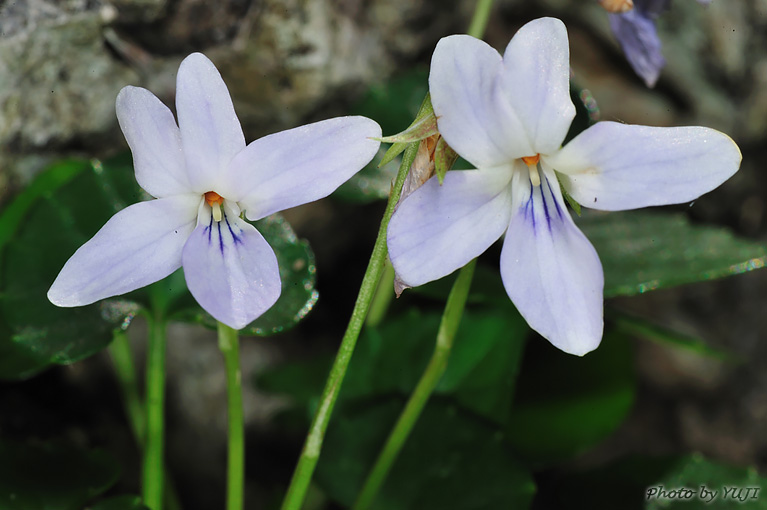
610,309,738,362
258,309,528,424
316,399,536,510
87,495,148,510
0,156,143,380
171,213,318,336
0,440,120,510
646,454,767,509
0,160,88,276
578,211,767,297
506,331,636,465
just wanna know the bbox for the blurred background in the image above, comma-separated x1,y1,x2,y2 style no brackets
1,0,766,508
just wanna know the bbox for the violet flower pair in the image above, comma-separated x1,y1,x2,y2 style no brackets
50,18,740,358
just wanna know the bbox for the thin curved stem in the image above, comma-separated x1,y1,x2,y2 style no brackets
467,0,494,39
280,140,420,510
365,259,396,328
143,313,167,510
352,259,476,510
218,322,245,510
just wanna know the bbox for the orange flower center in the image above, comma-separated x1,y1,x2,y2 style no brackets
521,154,540,167
204,191,225,207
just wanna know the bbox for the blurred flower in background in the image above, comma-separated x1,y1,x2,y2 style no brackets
603,0,712,87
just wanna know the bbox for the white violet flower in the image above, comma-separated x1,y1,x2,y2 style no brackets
387,18,741,355
48,52,381,329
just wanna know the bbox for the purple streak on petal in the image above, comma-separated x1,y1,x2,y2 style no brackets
609,9,665,87
182,215,281,330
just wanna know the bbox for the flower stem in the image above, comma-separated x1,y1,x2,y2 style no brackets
109,329,146,444
365,259,396,328
218,322,245,510
143,313,167,510
109,327,183,510
467,0,495,39
280,140,421,510
352,259,476,510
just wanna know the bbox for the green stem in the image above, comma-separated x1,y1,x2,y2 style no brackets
109,329,146,444
280,141,421,510
109,327,183,510
352,259,476,510
466,0,494,39
143,313,167,510
365,259,396,328
218,322,245,510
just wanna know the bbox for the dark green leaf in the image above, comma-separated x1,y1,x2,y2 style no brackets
610,309,738,361
258,309,527,426
87,495,148,510
316,399,536,510
578,211,767,297
171,213,318,336
0,440,120,510
0,160,88,275
507,331,635,465
0,156,143,380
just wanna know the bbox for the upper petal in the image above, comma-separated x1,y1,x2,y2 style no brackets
175,52,246,192
500,166,604,355
388,167,514,287
498,17,575,155
182,213,281,330
429,35,531,167
548,121,742,211
48,195,199,306
223,117,381,220
116,86,191,197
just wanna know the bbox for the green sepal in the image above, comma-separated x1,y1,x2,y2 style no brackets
555,171,582,216
378,94,436,168
434,136,459,184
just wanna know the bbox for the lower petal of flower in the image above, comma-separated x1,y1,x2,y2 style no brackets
182,210,281,330
500,167,604,355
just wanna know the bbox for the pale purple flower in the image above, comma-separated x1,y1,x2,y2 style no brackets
608,0,712,87
387,18,740,355
48,53,381,329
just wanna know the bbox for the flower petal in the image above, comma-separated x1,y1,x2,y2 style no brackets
175,52,246,192
116,86,191,197
499,17,575,155
388,167,514,287
223,117,381,220
429,35,531,167
47,195,199,306
500,167,603,355
608,10,665,87
548,122,742,211
182,213,281,330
